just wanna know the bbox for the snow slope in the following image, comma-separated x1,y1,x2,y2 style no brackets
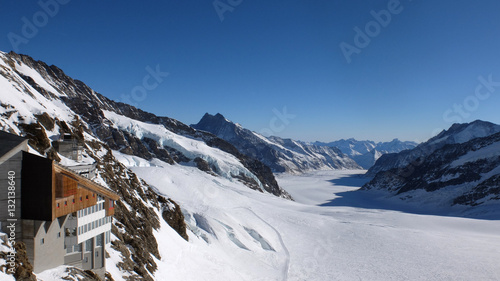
118,152,500,280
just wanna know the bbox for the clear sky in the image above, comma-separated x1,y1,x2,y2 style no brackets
1,0,500,142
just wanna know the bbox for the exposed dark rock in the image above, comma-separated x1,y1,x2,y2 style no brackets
34,112,55,131
64,267,103,280
164,146,190,163
193,157,214,174
0,241,36,281
18,122,51,155
142,138,175,164
159,197,189,241
233,172,263,192
453,174,500,206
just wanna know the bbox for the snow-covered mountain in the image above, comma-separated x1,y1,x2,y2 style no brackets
314,138,418,169
1,51,499,281
363,121,500,210
192,113,361,174
367,120,500,176
0,50,293,280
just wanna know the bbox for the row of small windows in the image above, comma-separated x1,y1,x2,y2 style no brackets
57,194,96,208
57,197,115,213
77,202,105,217
78,216,111,235
66,234,107,254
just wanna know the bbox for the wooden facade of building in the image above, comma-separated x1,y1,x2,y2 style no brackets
20,152,118,221
1,131,119,277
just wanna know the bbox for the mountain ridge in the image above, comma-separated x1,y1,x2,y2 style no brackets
367,120,500,176
192,112,362,174
363,120,500,213
313,138,418,169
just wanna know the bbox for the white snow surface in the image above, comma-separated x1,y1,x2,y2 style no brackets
117,154,500,281
0,52,74,131
13,61,62,96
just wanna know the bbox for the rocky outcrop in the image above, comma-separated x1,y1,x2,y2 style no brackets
160,197,188,241
0,242,36,281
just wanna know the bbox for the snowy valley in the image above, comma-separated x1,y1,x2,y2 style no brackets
0,51,499,281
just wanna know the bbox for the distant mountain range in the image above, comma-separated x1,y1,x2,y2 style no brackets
192,113,361,173
313,138,418,169
364,120,500,211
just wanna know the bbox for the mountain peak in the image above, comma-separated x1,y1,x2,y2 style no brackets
199,112,231,124
433,120,500,144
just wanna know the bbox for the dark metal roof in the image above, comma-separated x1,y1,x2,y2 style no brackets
0,131,27,158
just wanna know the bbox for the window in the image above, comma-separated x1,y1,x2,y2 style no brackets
57,232,61,238
110,200,114,209
92,221,95,229
96,234,103,246
64,201,67,206
72,199,75,204
86,195,89,200
40,238,44,245
84,225,87,232
80,196,82,201
84,208,87,216
57,203,60,208
85,239,92,252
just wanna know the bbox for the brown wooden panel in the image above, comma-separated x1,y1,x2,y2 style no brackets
54,195,76,218
105,199,115,216
56,174,79,198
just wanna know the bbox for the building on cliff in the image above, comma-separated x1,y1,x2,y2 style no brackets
0,131,119,277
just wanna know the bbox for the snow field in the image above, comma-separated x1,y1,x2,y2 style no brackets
120,152,500,281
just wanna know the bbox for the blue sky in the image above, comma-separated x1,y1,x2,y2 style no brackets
1,0,500,142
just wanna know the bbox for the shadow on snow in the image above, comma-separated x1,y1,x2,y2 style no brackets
319,174,499,220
